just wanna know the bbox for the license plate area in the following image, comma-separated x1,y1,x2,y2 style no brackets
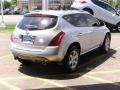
22,35,35,44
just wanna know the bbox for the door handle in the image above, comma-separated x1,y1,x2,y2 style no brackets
77,33,83,36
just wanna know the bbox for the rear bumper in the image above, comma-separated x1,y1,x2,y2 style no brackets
10,43,62,62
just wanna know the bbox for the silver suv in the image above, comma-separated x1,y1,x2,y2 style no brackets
71,0,120,31
10,10,111,72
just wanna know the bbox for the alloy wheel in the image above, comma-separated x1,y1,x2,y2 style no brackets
68,49,79,71
105,36,110,52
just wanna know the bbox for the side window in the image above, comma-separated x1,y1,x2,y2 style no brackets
63,14,88,27
92,0,116,14
84,14,99,27
104,4,116,14
92,0,106,9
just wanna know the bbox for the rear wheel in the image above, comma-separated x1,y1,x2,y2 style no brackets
64,46,80,72
100,34,110,53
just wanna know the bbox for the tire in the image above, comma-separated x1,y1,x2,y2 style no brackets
18,58,32,65
100,34,111,53
116,23,120,31
105,23,114,31
64,46,80,72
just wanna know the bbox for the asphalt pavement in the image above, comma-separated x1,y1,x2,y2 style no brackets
0,33,120,90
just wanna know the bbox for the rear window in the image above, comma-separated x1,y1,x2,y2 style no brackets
17,15,58,30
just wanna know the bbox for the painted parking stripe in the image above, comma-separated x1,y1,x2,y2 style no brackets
0,79,20,90
0,76,32,80
0,76,75,90
0,54,12,59
83,75,120,87
115,46,120,50
88,70,120,75
35,77,75,90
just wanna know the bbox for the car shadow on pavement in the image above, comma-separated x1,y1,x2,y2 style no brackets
18,49,116,80
29,82,120,90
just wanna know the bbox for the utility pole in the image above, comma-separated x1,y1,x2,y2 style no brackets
0,0,6,28
42,0,48,10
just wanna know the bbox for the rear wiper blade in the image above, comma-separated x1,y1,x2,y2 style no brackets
25,25,38,30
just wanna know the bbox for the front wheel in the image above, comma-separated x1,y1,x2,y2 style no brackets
116,23,120,31
64,46,80,72
100,34,111,53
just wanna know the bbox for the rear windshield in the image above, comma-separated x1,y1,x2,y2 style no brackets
17,15,58,30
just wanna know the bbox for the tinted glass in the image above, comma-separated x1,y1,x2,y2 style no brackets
104,4,116,13
63,13,88,27
17,15,58,30
84,14,99,27
92,0,106,9
92,0,116,14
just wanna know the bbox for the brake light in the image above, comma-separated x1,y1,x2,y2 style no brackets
10,33,13,42
30,14,43,16
49,31,65,46
80,0,86,3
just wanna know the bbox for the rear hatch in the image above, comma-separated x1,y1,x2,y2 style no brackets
12,14,59,51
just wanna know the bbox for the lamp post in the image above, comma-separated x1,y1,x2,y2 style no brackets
42,0,48,10
0,0,6,28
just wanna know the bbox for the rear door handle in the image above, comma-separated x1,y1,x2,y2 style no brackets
77,33,83,36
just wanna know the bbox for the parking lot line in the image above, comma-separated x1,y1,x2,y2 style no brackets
35,77,75,90
0,79,20,90
88,70,120,75
0,76,32,80
0,54,12,59
115,46,120,51
0,76,75,90
83,75,120,87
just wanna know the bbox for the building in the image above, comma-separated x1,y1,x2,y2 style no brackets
16,0,73,11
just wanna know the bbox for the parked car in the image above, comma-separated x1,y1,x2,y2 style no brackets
13,7,22,14
20,9,29,15
0,8,13,15
71,0,120,31
3,8,11,15
10,10,111,72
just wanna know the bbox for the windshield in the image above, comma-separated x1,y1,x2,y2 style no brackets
17,15,58,30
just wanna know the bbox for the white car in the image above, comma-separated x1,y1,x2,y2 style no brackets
71,0,120,31
10,10,111,72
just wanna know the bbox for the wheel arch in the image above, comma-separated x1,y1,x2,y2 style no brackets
83,8,94,15
67,42,81,53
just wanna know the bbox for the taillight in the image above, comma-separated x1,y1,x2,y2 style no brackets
10,33,13,42
49,31,65,46
80,0,86,3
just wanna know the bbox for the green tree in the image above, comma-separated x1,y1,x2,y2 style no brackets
11,0,17,5
3,1,11,9
105,0,120,8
